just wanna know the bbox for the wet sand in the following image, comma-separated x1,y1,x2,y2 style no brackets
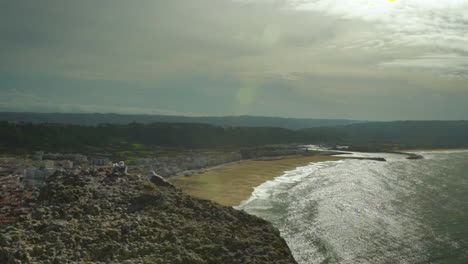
170,155,343,207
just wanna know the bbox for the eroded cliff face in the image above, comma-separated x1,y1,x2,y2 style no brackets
0,168,297,264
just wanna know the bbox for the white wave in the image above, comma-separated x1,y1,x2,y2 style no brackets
236,160,343,208
238,156,441,263
410,149,468,154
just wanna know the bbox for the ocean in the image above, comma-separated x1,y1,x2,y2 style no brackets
236,150,468,264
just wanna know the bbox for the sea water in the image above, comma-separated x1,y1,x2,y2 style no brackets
236,150,468,263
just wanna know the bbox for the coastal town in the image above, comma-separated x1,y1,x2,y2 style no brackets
1,142,425,228
0,145,315,227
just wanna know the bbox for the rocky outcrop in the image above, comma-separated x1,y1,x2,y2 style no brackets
405,153,424,160
0,169,297,264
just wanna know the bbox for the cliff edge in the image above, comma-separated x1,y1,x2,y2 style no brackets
0,168,297,264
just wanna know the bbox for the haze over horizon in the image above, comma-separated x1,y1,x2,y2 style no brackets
1,0,467,121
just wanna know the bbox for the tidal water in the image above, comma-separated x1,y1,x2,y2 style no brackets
237,150,468,264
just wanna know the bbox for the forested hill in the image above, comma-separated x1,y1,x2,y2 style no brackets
0,112,363,130
301,120,468,150
1,120,467,152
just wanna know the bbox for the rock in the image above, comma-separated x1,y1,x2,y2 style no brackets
148,171,174,189
406,154,424,160
112,161,128,175
0,168,297,263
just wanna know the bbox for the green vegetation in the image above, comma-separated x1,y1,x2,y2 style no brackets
0,121,298,153
1,120,467,153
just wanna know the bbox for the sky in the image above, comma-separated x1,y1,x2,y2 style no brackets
1,0,467,121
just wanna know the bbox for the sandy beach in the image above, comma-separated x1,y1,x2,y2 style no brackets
170,155,343,207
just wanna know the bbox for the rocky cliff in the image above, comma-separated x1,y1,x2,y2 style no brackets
0,168,297,264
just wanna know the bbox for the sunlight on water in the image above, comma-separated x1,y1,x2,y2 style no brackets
237,151,468,263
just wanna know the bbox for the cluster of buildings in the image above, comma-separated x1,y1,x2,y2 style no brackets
128,146,309,177
0,145,310,227
240,145,308,159
0,152,111,227
0,174,34,226
130,152,242,177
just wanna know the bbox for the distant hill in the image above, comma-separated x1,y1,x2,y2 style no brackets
342,120,468,149
0,112,365,129
299,120,468,150
1,119,467,153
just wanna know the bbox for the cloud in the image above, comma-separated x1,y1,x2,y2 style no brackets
0,0,467,120
0,89,198,116
380,54,468,79
274,0,468,76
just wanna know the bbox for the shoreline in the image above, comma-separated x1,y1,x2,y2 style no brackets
397,148,468,152
170,155,343,207
168,148,468,207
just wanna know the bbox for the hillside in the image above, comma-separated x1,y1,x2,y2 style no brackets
1,120,468,153
326,120,468,149
0,168,297,264
0,112,363,130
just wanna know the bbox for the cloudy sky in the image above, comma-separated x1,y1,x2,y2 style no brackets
1,0,467,120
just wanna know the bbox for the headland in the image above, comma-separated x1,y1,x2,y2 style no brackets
0,168,298,263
